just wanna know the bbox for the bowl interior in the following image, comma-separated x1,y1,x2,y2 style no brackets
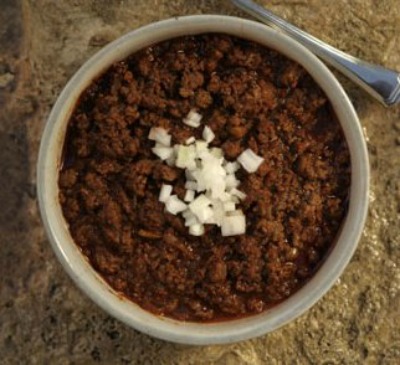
37,15,369,345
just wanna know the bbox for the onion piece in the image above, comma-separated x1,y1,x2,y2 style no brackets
182,209,192,219
230,188,247,201
151,146,173,161
182,210,198,227
183,109,202,128
223,201,236,212
185,169,196,181
191,170,205,192
185,216,198,227
202,125,215,143
210,199,225,226
165,154,176,167
165,195,187,215
189,223,205,236
148,127,171,147
185,136,196,145
195,140,208,154
184,189,195,202
227,209,244,216
224,161,240,174
210,147,223,159
210,179,226,199
175,145,196,170
197,206,214,223
189,194,213,222
237,148,264,173
218,192,232,202
225,174,239,189
185,181,197,191
159,184,173,203
189,194,211,208
221,214,246,236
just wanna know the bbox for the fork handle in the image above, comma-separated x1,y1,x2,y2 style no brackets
232,0,400,106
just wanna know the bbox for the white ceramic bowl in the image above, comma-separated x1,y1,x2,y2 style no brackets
37,15,369,345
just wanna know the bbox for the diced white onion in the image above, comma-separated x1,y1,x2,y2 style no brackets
210,179,226,199
187,161,199,171
182,209,192,219
183,109,202,128
202,125,215,143
185,215,198,227
166,154,176,167
223,201,236,212
148,123,257,237
221,214,246,236
189,194,211,210
210,147,223,159
196,149,210,161
225,174,239,189
175,145,196,170
185,169,196,181
204,214,217,225
159,184,173,203
189,194,212,222
210,199,225,226
224,161,240,174
185,136,196,145
197,206,214,223
165,195,187,215
237,148,264,173
151,146,173,161
184,189,195,202
227,209,244,216
148,127,171,147
183,210,198,227
189,223,205,236
218,192,232,202
195,140,208,153
185,181,198,190
230,188,247,201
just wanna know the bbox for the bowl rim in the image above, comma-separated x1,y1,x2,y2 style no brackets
37,14,369,345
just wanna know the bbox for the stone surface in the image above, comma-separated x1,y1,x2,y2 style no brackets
1,0,399,364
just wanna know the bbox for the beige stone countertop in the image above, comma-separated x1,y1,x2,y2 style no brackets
1,1,399,364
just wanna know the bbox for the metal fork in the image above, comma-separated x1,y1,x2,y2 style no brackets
231,0,400,106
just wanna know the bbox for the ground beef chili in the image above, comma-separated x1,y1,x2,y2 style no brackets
59,34,351,322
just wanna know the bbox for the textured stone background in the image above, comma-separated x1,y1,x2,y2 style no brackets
1,0,399,364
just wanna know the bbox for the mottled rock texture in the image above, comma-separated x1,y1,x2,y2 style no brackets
1,1,399,364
